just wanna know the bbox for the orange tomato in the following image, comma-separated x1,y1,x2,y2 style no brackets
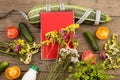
96,27,109,40
5,66,21,80
6,26,19,39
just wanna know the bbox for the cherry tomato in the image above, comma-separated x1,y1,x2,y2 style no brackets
6,26,19,39
82,50,96,64
96,27,109,40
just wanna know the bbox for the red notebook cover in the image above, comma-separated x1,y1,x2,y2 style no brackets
41,11,74,60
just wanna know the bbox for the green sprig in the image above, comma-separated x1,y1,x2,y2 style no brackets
66,61,114,80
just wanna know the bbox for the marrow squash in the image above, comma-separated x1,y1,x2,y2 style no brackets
28,4,111,24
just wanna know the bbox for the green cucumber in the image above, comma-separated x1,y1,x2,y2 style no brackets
19,22,33,42
84,31,99,51
28,4,111,24
0,61,9,74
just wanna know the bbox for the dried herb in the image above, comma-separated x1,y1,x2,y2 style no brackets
103,34,120,69
0,39,41,64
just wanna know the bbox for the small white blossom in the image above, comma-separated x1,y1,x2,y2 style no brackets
59,48,66,56
72,48,79,57
58,58,61,62
71,57,79,63
59,47,79,61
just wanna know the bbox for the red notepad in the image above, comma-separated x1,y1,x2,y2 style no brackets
41,11,74,60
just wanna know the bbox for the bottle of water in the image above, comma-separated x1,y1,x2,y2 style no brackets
21,65,39,80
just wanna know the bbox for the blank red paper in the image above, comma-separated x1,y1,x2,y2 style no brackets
41,11,74,60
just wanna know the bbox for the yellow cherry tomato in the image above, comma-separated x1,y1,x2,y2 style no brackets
5,66,21,80
96,27,109,40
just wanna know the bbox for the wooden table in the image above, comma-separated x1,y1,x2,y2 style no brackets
0,0,120,80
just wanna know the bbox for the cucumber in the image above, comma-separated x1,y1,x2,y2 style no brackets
0,61,9,74
84,31,99,51
28,4,111,24
19,22,33,42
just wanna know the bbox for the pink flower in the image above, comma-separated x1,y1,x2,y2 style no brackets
100,50,107,60
59,30,69,41
15,44,21,52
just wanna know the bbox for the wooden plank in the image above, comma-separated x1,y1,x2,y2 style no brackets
36,73,120,80
0,32,40,43
0,14,40,32
0,71,120,80
70,0,120,16
0,0,42,13
0,71,24,80
0,71,67,80
97,0,120,3
0,0,120,80
0,16,120,51
70,0,97,8
0,0,119,16
76,16,120,51
0,54,55,71
0,53,102,71
0,0,69,13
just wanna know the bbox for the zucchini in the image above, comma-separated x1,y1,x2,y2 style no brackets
84,31,99,51
19,22,33,42
0,61,9,74
28,4,111,24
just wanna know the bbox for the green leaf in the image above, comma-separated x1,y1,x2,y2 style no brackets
85,76,89,80
66,61,114,80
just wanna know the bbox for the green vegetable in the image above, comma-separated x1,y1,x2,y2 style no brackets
66,61,114,80
84,31,99,51
28,4,111,24
0,61,9,74
103,34,120,69
19,22,33,42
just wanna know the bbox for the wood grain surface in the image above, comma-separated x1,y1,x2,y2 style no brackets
0,0,120,80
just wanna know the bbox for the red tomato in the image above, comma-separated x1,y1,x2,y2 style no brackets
6,26,19,39
82,50,96,64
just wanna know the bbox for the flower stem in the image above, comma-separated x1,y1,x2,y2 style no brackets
53,61,70,80
46,60,60,80
45,41,56,70
49,62,63,80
